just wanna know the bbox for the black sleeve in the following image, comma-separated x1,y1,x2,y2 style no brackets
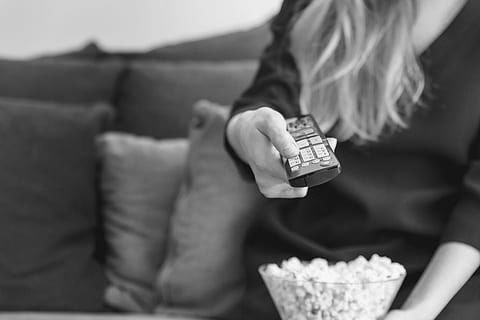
231,0,307,118
225,0,310,179
441,133,480,250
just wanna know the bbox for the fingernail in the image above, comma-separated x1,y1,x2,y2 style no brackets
284,145,298,157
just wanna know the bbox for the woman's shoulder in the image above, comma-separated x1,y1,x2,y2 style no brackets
455,0,480,52
271,0,313,31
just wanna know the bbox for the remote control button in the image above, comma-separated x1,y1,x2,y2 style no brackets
291,165,300,172
312,159,321,164
322,156,331,161
288,156,301,167
303,128,314,135
304,118,314,126
291,131,305,139
309,136,322,144
313,145,329,158
314,144,327,152
302,162,310,167
296,139,309,148
300,148,315,162
320,161,331,166
287,121,297,129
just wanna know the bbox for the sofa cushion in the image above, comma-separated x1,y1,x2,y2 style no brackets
97,133,189,312
38,42,142,62
38,42,109,61
41,21,270,62
154,100,265,317
0,58,124,104
0,98,112,311
146,22,271,61
115,61,257,140
0,313,209,320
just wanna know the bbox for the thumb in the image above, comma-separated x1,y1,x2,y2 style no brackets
256,109,299,158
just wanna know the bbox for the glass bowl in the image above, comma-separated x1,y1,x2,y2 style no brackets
259,265,405,320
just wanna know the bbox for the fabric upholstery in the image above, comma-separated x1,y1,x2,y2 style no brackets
115,61,257,139
0,313,208,320
0,59,123,104
146,23,271,61
38,42,109,61
0,98,111,311
154,100,265,317
97,133,189,312
41,22,270,62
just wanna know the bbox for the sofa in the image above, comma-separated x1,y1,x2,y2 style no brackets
0,21,272,319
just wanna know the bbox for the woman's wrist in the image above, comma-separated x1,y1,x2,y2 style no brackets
384,307,432,320
400,297,441,319
396,242,480,320
398,305,436,320
386,301,442,320
226,113,248,163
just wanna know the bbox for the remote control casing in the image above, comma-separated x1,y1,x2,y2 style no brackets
284,115,341,187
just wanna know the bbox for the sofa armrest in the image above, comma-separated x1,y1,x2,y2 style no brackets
0,313,208,320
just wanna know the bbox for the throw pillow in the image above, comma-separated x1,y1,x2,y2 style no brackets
97,133,189,312
115,61,257,139
0,58,124,104
0,98,112,311
154,100,265,317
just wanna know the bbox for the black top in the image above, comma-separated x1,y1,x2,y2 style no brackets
226,1,480,319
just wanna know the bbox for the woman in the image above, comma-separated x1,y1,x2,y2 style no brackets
226,0,480,319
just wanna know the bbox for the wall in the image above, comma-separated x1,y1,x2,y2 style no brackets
0,0,281,59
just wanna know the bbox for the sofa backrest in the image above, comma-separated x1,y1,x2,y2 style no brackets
18,20,271,140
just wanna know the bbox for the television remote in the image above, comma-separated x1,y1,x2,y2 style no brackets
284,115,341,187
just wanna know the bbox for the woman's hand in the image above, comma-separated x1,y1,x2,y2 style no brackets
227,107,305,198
226,107,336,199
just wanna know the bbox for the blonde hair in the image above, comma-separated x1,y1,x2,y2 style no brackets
291,0,425,143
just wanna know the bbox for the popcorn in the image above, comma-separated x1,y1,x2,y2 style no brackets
260,255,406,320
